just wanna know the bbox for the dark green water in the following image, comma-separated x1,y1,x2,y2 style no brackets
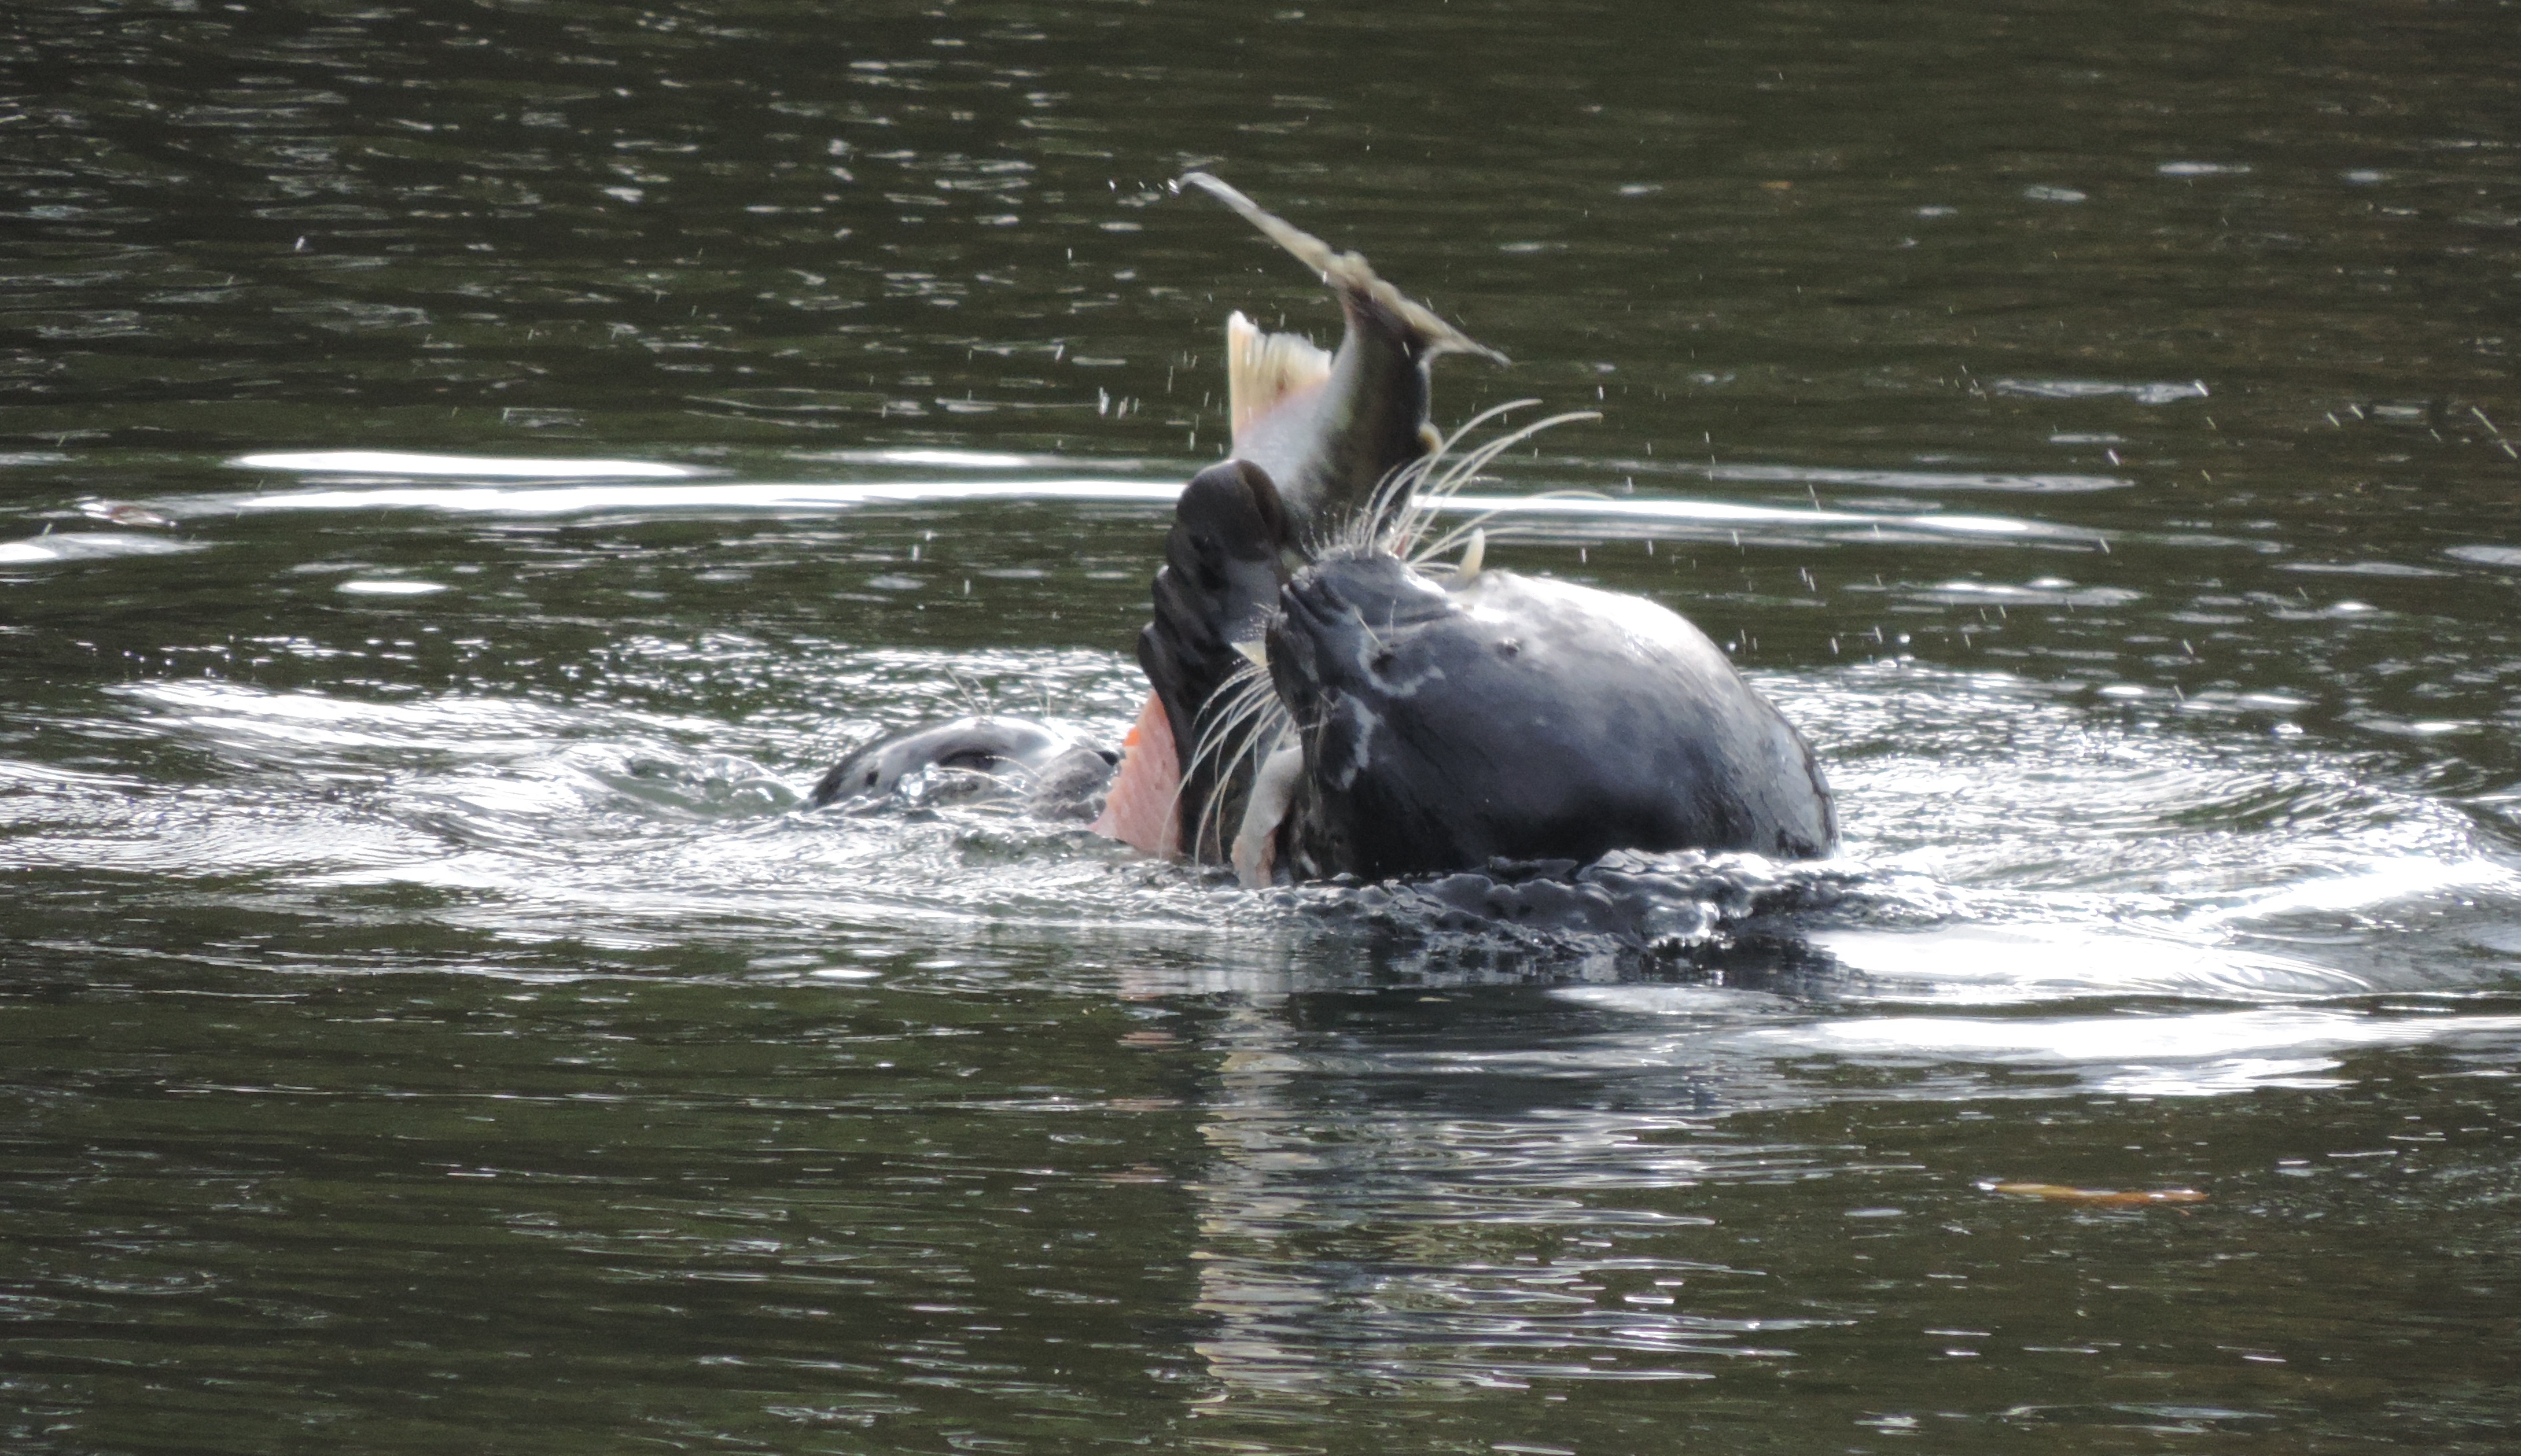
6,1,2521,1451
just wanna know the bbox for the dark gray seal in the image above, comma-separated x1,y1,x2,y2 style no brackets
822,173,1837,886
1261,552,1837,881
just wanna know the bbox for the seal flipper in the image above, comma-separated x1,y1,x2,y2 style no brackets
1091,461,1288,859
1136,458,1294,861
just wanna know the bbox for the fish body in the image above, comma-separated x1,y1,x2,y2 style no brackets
1088,692,1182,854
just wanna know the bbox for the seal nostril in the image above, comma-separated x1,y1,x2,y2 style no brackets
1371,648,1396,674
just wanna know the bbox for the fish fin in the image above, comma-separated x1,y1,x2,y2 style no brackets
1226,310,1334,449
1182,171,1509,367
1089,692,1180,856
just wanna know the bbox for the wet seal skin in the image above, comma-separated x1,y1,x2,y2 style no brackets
1261,554,1837,882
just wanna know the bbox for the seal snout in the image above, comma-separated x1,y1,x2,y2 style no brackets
1269,556,1455,695
1264,569,1349,720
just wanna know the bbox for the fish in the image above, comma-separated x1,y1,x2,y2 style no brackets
1091,172,1505,859
1178,171,1507,543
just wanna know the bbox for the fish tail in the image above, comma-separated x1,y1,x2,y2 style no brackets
1180,171,1508,368
1226,310,1333,451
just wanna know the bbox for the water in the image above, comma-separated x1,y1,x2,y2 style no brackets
5,0,2519,1450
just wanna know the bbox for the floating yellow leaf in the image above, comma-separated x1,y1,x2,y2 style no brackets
1990,1182,2206,1207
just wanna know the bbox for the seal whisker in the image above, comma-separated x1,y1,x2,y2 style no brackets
1194,710,1289,860
1401,411,1600,551
1347,404,1519,556
1338,401,1545,561
1382,408,1599,560
1179,670,1276,799
1195,708,1287,861
1344,450,1438,560
1186,672,1278,781
1189,657,1277,738
1412,489,1618,566
1423,410,1596,496
943,666,990,717
1180,661,1291,860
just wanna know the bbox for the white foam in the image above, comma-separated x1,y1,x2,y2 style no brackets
192,473,2073,543
1735,1007,2521,1070
1804,922,2372,1002
219,478,1182,515
119,680,573,756
1702,463,2127,495
2185,857,2521,929
0,531,201,565
338,579,449,596
231,450,701,479
1444,493,2063,539
815,448,1037,469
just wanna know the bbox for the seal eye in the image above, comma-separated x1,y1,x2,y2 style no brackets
1371,647,1397,674
1494,637,1522,659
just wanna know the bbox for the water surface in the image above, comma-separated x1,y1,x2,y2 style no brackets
5,1,2520,1451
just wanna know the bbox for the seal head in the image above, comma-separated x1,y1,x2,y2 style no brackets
1262,554,1838,881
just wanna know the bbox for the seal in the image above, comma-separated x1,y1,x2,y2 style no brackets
817,174,1838,884
808,715,1114,819
1102,174,1836,882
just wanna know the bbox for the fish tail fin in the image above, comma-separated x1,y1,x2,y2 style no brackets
1226,311,1334,451
1181,171,1508,368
